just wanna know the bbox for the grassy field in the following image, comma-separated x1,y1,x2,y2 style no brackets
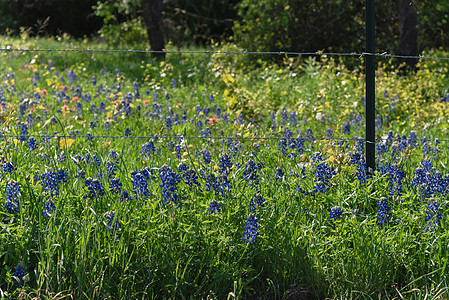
1,35,449,299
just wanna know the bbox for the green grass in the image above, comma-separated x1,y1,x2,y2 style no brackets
1,35,449,299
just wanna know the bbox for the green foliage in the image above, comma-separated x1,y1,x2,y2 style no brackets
416,1,449,49
93,0,239,46
233,0,367,53
0,0,102,37
233,0,449,56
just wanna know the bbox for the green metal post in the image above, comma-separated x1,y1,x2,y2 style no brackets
366,0,375,172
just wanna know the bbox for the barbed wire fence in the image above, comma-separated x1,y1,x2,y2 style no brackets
1,44,449,162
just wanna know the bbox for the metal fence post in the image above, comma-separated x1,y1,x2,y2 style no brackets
366,0,375,172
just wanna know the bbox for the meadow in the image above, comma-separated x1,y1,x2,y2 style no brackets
1,35,449,299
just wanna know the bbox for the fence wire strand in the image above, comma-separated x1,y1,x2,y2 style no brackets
1,47,449,61
1,46,448,144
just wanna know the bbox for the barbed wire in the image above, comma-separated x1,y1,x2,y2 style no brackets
1,47,449,61
0,133,446,143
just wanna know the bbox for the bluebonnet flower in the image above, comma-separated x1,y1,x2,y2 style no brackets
270,112,276,130
3,161,17,173
219,153,233,175
13,264,27,282
377,197,391,224
277,108,286,126
42,199,56,217
57,168,68,183
131,171,151,200
159,165,181,205
200,170,220,195
84,178,105,199
106,211,119,236
141,141,155,157
424,198,442,231
85,132,93,142
26,114,34,127
76,170,86,179
275,167,284,182
40,169,58,197
351,209,360,217
208,200,221,214
278,138,288,155
165,92,170,100
19,122,28,141
330,206,342,220
99,102,106,114
5,180,21,214
196,119,203,131
195,105,202,115
58,152,67,162
165,117,173,130
140,167,155,181
91,76,97,86
67,70,77,82
343,121,351,135
290,111,297,127
107,162,117,179
121,189,132,202
326,128,334,139
124,128,131,137
313,160,336,194
104,121,110,131
171,78,177,89
76,102,83,117
250,194,265,211
109,177,122,195
218,174,232,197
243,214,260,244
178,164,200,188
375,115,382,128
409,131,417,149
200,149,212,164
381,163,406,198
242,160,263,188
174,144,182,158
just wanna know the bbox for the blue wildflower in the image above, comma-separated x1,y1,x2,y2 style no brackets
219,153,233,175
131,171,150,200
242,160,263,188
106,211,119,235
84,178,105,199
5,180,21,214
201,149,212,164
120,189,132,202
40,169,58,197
250,194,265,211
424,198,442,231
28,136,39,150
3,161,17,173
343,121,351,135
13,264,27,282
141,141,155,157
159,165,181,205
243,214,260,244
275,167,284,182
109,177,123,195
377,197,391,224
330,206,342,220
42,199,56,217
208,200,221,214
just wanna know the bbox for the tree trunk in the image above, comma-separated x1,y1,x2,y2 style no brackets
142,0,165,59
397,0,418,70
